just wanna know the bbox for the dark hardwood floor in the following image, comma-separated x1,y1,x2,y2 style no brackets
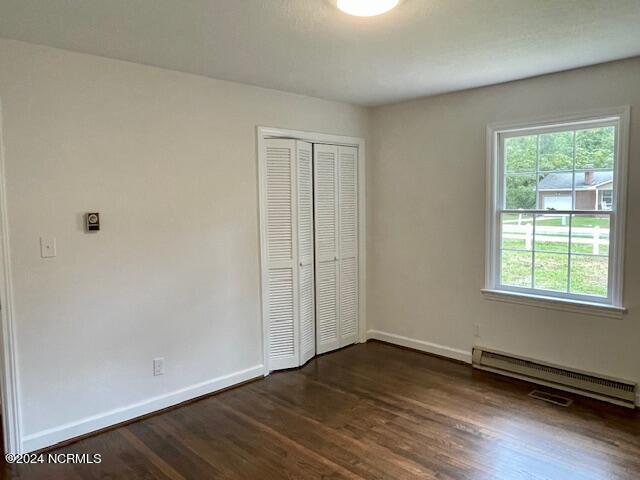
3,341,640,479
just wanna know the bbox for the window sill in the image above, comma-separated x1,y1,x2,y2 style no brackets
481,289,627,319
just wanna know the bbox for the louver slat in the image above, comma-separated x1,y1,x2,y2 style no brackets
315,152,337,259
338,146,358,346
316,261,338,345
339,257,358,341
297,141,316,364
266,147,293,262
314,144,340,354
264,139,298,370
339,148,358,257
297,143,314,261
268,269,295,358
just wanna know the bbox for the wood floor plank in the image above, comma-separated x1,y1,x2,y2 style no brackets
118,429,188,480
180,398,353,479
215,400,367,480
2,341,639,479
221,384,440,479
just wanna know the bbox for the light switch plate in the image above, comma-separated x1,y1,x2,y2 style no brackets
40,237,56,258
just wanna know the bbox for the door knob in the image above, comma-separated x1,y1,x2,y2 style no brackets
299,261,303,267
334,256,338,261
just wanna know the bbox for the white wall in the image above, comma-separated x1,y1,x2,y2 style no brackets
368,58,640,386
0,39,370,450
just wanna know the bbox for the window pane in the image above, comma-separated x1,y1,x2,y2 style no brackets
534,252,568,292
574,169,613,211
570,214,610,256
501,250,532,288
534,214,569,253
570,255,608,297
501,213,533,250
505,135,537,173
505,175,536,209
539,131,574,171
575,126,614,170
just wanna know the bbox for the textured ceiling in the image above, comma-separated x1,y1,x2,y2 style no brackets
0,0,639,106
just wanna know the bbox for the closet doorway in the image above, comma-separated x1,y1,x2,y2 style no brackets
257,127,366,373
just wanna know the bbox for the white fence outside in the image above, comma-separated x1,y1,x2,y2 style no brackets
502,224,608,255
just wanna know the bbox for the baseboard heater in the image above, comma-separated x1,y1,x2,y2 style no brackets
472,347,637,408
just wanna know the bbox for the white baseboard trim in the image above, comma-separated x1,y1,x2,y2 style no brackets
22,364,264,453
367,330,472,364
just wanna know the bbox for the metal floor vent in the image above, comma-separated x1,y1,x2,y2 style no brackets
529,390,573,407
472,347,637,408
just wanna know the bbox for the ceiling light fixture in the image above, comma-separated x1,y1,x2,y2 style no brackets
335,0,401,17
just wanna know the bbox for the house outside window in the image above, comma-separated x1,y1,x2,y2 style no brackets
538,168,613,211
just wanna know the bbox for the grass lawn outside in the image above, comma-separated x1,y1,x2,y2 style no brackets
500,250,608,297
503,238,609,255
536,216,609,228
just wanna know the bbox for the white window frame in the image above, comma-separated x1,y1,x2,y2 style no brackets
483,107,630,318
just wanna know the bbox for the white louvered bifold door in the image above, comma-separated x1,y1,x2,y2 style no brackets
296,141,316,365
314,144,340,354
262,138,299,370
338,146,359,347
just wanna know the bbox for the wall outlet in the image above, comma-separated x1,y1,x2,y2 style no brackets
473,324,481,338
153,357,165,376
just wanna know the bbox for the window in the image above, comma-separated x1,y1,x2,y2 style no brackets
485,108,629,311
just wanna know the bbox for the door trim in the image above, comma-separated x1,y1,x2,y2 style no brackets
257,126,366,373
0,99,23,454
